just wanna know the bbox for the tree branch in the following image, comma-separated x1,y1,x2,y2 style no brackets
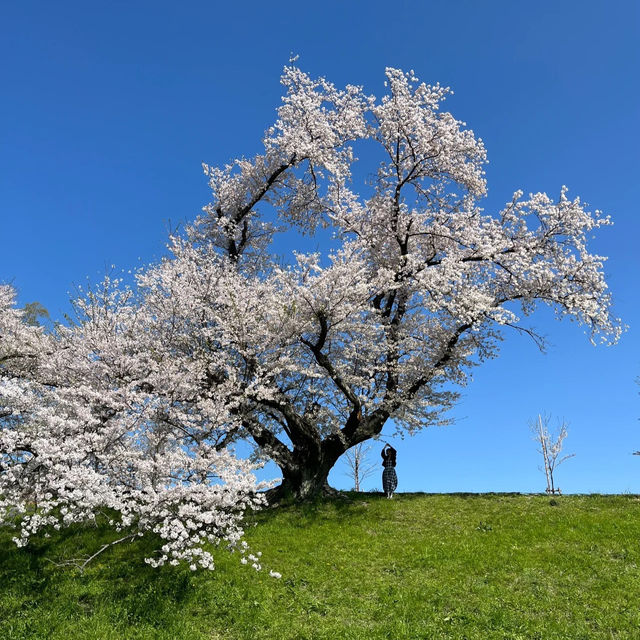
46,533,138,573
300,311,361,412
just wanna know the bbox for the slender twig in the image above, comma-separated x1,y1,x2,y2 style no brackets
45,533,138,572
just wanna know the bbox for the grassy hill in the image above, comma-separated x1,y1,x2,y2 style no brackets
2,493,640,639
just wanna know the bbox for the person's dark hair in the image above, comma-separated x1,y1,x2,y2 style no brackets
383,444,397,467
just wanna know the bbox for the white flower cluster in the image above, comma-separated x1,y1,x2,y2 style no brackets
0,283,275,570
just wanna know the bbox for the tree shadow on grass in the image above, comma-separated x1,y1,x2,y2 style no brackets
250,490,403,527
0,521,199,633
249,491,532,529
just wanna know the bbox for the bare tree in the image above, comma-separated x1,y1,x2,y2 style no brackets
344,443,378,492
530,414,575,494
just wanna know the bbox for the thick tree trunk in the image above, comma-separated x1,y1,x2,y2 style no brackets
265,436,351,503
258,411,389,504
266,455,338,503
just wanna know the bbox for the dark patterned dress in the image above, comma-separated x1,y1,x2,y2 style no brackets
382,456,398,495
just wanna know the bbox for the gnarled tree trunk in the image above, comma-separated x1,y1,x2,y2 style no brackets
262,413,388,503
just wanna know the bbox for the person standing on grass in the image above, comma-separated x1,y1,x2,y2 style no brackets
381,444,398,499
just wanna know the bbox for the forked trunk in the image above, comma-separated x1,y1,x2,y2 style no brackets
265,459,335,503
260,414,388,504
265,440,348,503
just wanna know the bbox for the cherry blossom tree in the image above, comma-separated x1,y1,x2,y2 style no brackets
148,61,617,501
0,283,271,570
1,60,621,514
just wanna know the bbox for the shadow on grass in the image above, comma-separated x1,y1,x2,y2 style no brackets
252,490,532,526
0,521,198,632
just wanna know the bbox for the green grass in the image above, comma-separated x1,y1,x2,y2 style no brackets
2,493,640,639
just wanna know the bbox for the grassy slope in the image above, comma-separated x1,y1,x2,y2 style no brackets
1,493,640,639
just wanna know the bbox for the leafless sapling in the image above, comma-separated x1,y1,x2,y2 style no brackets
344,443,378,492
530,414,575,495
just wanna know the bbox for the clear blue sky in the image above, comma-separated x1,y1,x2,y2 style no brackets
2,1,639,493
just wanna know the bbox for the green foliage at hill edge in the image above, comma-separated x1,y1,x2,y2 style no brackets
2,493,640,639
